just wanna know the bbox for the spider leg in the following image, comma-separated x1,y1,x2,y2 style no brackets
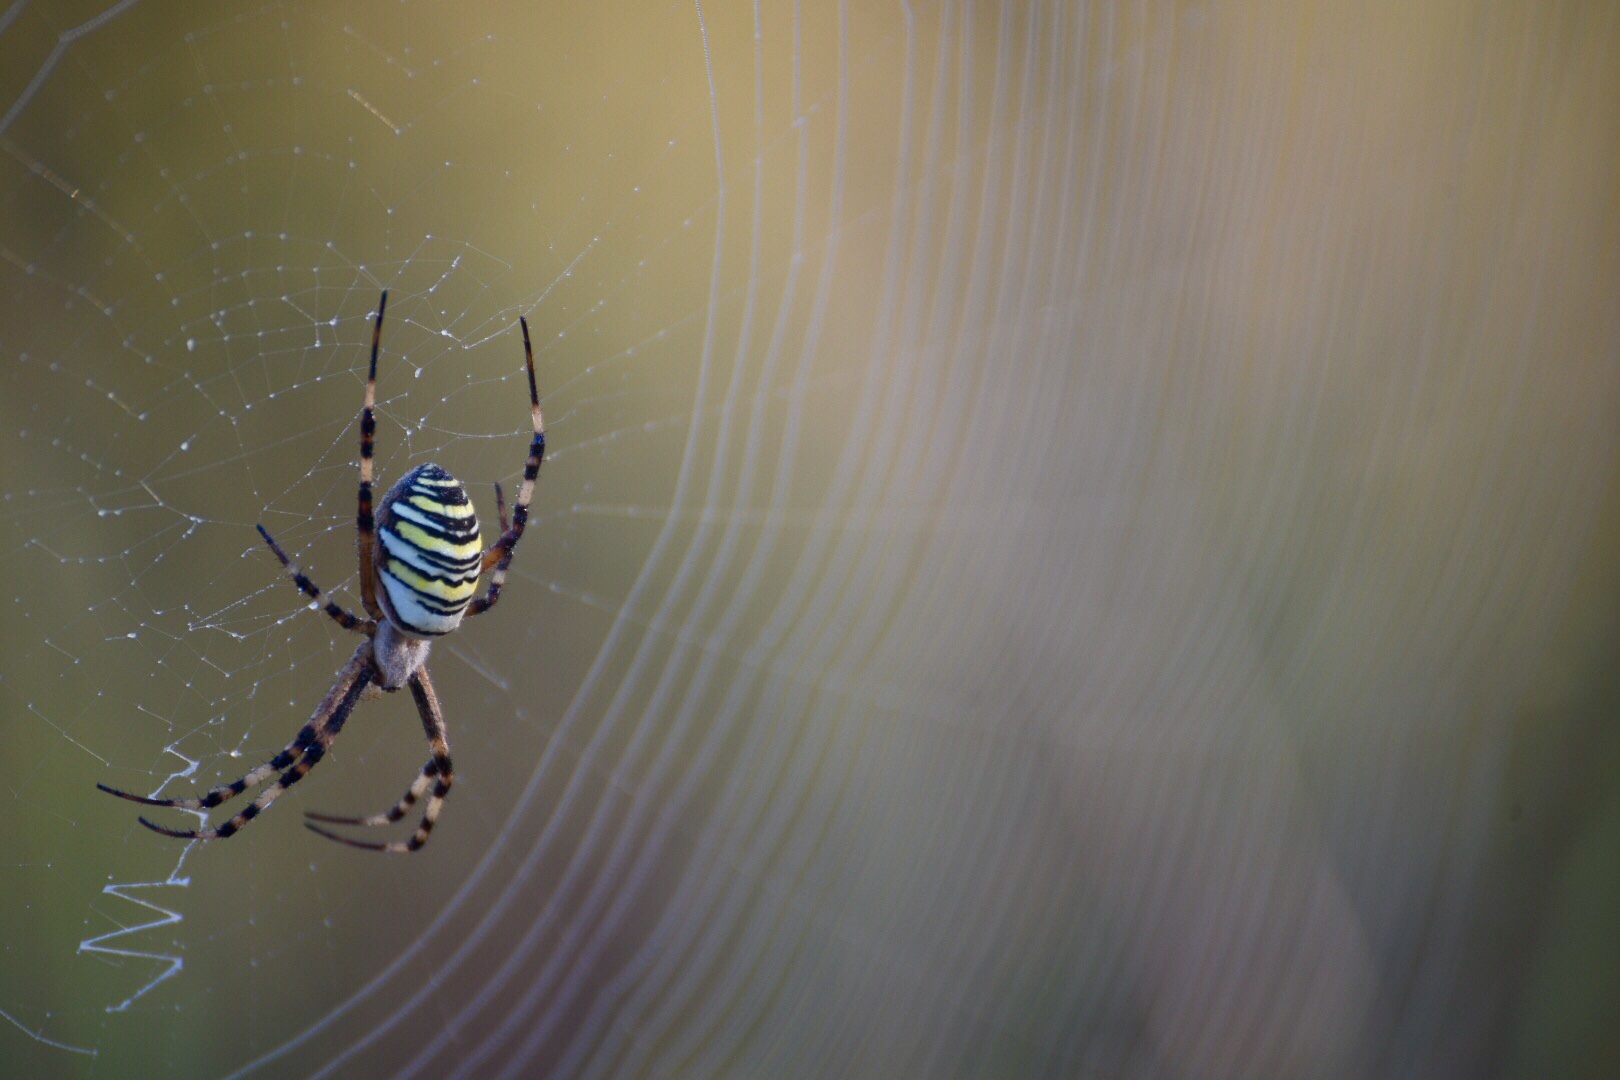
98,717,320,811
456,481,512,621
494,480,510,533
304,757,438,826
255,525,369,634
356,289,387,621
468,315,544,619
121,644,375,840
306,667,453,853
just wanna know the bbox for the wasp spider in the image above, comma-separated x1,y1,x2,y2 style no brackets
98,290,545,853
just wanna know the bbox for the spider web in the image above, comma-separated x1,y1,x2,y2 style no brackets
4,1,1620,1076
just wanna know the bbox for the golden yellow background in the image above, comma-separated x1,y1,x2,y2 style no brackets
2,1,1616,1075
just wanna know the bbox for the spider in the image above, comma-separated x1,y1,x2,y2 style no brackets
98,290,545,853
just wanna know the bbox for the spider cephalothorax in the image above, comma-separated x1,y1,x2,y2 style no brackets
98,290,545,852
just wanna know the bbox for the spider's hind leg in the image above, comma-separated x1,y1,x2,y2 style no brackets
356,290,388,621
468,314,545,620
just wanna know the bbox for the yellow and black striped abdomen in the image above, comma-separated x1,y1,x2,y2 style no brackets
376,463,481,636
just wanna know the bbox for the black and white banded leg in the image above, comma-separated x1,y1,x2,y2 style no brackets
255,525,369,634
100,643,377,840
469,314,545,619
357,290,387,621
305,668,454,853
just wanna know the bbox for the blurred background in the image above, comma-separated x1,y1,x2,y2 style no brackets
2,1,1617,1076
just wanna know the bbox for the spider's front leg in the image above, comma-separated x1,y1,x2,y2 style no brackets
305,668,454,853
99,642,375,840
305,757,441,828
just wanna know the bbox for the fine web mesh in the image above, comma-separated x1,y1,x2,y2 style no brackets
3,2,1619,1077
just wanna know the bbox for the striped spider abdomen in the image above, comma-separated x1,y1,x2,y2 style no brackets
375,463,483,637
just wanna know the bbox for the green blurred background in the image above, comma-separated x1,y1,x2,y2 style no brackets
2,1,1617,1076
